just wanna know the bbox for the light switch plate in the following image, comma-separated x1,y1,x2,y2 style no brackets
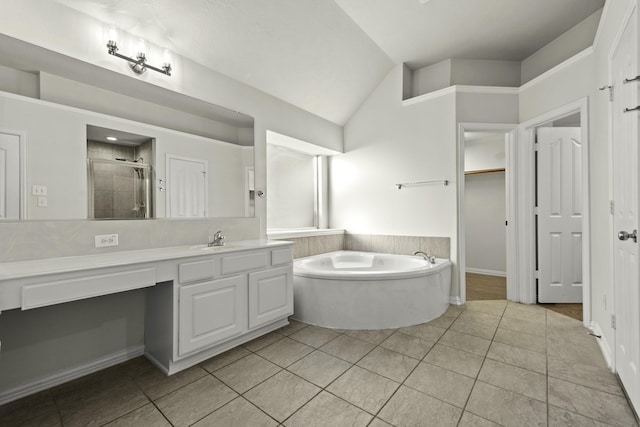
95,234,119,248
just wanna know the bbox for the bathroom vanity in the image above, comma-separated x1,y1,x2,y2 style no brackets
0,240,293,375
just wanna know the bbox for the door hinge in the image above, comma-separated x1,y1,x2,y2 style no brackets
534,142,540,152
534,270,539,279
534,206,539,215
611,314,616,330
610,200,615,215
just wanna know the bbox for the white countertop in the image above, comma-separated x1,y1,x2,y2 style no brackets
0,240,292,281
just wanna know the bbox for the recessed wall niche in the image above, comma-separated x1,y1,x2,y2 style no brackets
87,125,154,219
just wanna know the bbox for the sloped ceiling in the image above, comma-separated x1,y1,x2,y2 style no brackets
50,0,604,124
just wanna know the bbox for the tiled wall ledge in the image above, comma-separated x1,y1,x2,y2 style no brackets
0,218,260,263
280,232,450,260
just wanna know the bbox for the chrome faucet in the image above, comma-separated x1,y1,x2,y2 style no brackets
413,250,436,264
209,230,225,247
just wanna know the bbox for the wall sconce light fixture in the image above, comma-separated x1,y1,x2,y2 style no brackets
106,28,172,76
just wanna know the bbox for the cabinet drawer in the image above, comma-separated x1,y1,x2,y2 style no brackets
178,275,247,357
221,252,268,275
22,268,156,309
271,248,293,266
179,259,216,284
248,266,293,329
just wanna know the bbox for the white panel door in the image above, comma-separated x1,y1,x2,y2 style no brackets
178,275,247,356
0,132,21,219
612,6,640,412
537,127,583,303
166,155,208,218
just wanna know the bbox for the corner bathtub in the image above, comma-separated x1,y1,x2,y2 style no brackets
293,251,452,330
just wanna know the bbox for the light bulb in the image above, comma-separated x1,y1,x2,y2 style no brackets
108,26,118,43
162,49,171,66
137,39,146,56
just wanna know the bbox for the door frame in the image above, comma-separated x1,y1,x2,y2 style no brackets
457,123,518,304
0,128,27,220
517,98,591,327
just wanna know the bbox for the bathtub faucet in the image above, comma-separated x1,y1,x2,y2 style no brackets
209,230,225,247
413,251,436,264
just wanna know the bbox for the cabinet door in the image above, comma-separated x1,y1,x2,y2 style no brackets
178,275,247,356
248,266,293,329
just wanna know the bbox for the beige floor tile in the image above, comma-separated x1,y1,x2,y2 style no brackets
507,301,545,312
287,350,351,387
445,304,466,317
450,317,498,340
344,328,396,345
0,390,59,426
547,331,609,368
378,385,461,427
200,346,251,373
548,355,623,396
244,370,320,422
503,306,546,323
289,325,341,348
494,327,546,353
427,314,457,329
458,310,502,327
548,405,612,427
104,403,171,427
477,359,546,402
380,331,435,359
278,319,309,336
405,362,475,408
466,300,507,316
486,341,547,374
423,344,484,378
357,347,420,382
214,353,281,393
243,331,285,352
320,334,375,363
257,337,315,367
368,418,394,427
439,329,491,356
499,316,546,337
55,377,149,427
192,397,277,427
398,322,447,342
134,364,207,401
458,411,501,426
284,391,372,427
327,365,400,414
155,376,237,427
466,381,547,427
548,377,637,426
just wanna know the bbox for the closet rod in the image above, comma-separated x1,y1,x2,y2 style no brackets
396,179,449,189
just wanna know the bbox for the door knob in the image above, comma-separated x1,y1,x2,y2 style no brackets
618,229,638,242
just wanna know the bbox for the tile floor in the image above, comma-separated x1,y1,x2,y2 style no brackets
1,300,638,426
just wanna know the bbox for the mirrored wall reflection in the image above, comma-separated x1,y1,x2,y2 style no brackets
87,126,154,219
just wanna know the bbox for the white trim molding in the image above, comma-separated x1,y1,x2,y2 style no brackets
590,321,614,371
449,296,463,305
0,345,144,406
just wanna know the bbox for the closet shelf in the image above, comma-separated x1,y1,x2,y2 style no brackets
464,168,505,176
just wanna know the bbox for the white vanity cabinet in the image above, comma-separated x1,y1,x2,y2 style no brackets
145,243,294,375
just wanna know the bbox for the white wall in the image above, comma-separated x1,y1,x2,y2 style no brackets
464,133,506,171
521,8,603,84
411,59,452,97
450,59,521,87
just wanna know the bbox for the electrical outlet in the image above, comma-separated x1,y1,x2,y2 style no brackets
32,185,48,196
95,234,119,248
37,196,48,207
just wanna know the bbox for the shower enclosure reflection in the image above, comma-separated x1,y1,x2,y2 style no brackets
87,126,154,219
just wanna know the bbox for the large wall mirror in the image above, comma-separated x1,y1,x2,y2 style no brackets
0,90,254,221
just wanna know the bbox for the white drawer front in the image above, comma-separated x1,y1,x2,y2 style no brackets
248,266,293,329
22,268,156,310
221,252,268,275
271,248,293,266
179,259,216,284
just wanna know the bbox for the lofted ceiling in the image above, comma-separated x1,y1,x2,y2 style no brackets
54,0,605,125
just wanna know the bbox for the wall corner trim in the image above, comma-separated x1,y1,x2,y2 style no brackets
590,321,614,372
0,344,144,406
519,47,595,92
402,85,518,107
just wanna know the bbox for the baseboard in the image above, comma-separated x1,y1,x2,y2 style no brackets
0,344,144,406
449,296,463,305
466,268,507,277
589,321,614,371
